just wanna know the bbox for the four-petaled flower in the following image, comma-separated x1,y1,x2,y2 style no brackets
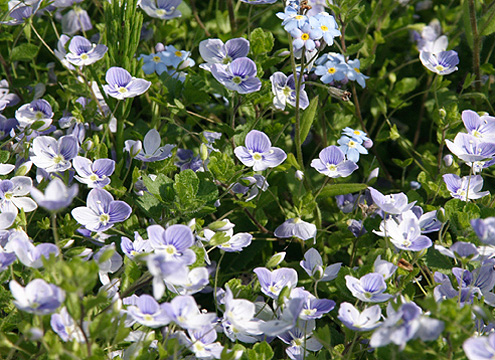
211,57,261,94
311,145,359,178
103,67,151,100
71,188,132,232
234,130,287,171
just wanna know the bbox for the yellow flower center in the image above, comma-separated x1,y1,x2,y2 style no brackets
354,67,360,73
295,15,303,20
301,33,310,41
252,152,262,161
143,314,154,322
354,130,361,135
118,87,128,94
327,164,337,172
348,140,357,148
328,67,336,74
435,65,444,72
174,51,182,57
321,25,328,31
153,56,161,62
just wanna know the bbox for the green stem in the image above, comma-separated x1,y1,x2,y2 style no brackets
116,99,126,161
51,213,61,254
214,252,225,315
469,0,482,92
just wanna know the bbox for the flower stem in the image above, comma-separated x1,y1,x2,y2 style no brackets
468,0,482,92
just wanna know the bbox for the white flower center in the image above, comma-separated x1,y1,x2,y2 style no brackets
327,164,337,172
164,245,177,255
252,152,262,161
232,76,242,84
99,213,110,225
53,155,64,164
118,87,128,94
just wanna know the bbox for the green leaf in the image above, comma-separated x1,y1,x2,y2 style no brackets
247,342,273,360
345,42,362,56
300,95,319,144
11,43,39,62
0,150,9,164
209,232,230,246
174,169,199,205
250,28,274,55
463,0,473,49
480,3,495,36
318,183,368,198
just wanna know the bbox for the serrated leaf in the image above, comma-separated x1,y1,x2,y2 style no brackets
250,28,274,55
300,95,318,144
210,232,230,246
11,43,39,62
318,183,368,198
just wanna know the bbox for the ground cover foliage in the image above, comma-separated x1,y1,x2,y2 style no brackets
1,0,495,359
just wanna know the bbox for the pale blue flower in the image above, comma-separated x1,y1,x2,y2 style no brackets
10,278,65,315
30,177,78,211
311,145,358,178
270,72,309,110
345,59,369,88
420,50,459,75
65,36,107,67
124,129,175,162
234,130,286,171
148,224,196,265
337,135,368,163
199,38,250,71
345,273,393,302
73,156,115,188
443,174,489,201
50,307,86,343
15,99,54,131
140,0,182,20
0,176,37,214
139,52,169,75
338,302,382,331
254,267,298,299
211,57,261,94
71,188,132,232
30,135,79,173
103,67,151,100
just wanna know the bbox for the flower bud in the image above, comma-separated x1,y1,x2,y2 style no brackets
15,161,32,176
363,138,373,149
295,170,304,181
443,154,453,167
410,181,421,190
155,42,165,52
438,108,447,119
266,252,286,268
200,143,209,161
